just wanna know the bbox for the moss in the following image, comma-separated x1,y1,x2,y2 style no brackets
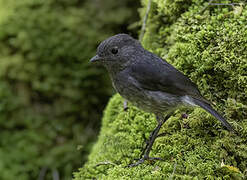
74,0,247,179
74,95,246,179
0,0,140,179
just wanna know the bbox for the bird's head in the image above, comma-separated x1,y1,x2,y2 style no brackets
90,34,143,72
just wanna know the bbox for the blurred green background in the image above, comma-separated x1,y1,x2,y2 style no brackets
0,0,140,179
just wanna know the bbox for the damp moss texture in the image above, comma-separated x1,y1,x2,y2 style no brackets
74,0,247,179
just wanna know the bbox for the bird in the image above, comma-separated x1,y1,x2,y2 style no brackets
90,33,234,167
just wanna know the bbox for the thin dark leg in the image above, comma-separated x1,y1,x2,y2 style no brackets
139,113,172,158
139,127,155,158
128,113,173,167
123,100,128,111
143,115,164,159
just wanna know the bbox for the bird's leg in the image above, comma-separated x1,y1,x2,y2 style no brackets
123,100,128,111
139,124,156,159
128,113,172,167
139,116,162,159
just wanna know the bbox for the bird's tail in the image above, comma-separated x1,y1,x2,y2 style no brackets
192,98,234,132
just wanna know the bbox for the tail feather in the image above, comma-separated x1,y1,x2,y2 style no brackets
192,98,234,132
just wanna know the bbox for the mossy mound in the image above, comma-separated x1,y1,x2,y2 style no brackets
0,0,139,179
74,0,247,179
75,95,246,179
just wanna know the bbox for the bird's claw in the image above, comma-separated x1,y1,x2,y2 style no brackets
123,100,128,111
127,158,145,167
128,157,164,167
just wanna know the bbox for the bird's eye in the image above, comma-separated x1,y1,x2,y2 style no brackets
111,47,118,54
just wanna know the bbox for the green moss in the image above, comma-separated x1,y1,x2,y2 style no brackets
74,95,246,179
74,0,247,179
0,0,140,179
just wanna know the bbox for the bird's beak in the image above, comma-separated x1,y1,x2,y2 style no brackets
90,55,102,63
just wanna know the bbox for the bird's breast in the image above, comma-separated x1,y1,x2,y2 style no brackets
112,72,182,114
112,74,145,103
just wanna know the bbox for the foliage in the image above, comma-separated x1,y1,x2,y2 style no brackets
0,0,140,179
74,0,247,179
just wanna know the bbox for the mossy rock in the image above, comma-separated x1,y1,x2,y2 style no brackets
74,0,247,179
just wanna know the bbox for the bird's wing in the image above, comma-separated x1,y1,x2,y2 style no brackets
129,55,206,102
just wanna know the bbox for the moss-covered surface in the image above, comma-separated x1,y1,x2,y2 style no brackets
74,0,247,179
0,0,140,179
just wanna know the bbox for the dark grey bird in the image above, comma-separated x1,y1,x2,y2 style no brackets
90,34,234,167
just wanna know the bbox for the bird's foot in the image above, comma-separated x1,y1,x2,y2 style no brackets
123,100,128,111
127,156,163,167
181,113,188,119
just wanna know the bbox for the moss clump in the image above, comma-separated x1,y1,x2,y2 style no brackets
0,0,139,179
74,95,246,179
74,0,247,179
